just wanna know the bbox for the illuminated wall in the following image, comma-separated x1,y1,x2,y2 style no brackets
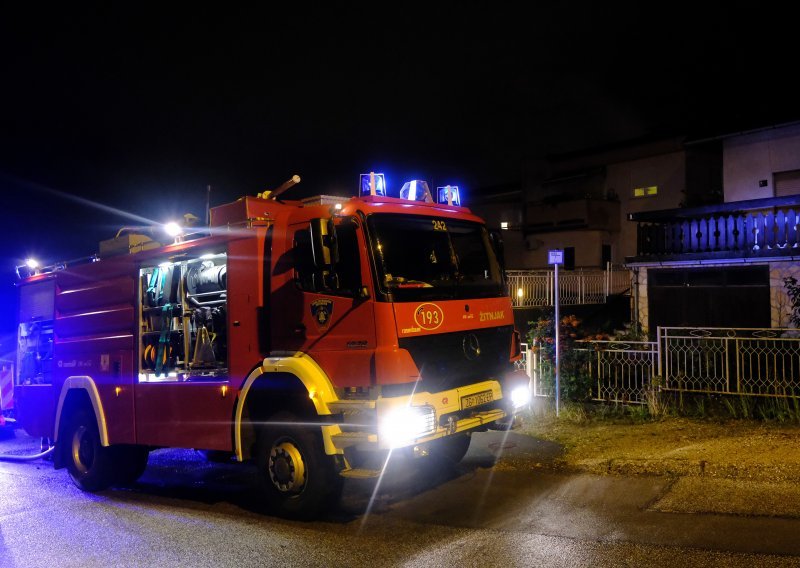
724,122,800,202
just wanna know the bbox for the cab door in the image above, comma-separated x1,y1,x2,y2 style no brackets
285,216,377,387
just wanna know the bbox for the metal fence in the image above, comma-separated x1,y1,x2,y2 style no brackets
507,266,630,308
519,327,800,405
519,342,554,398
576,340,658,404
659,327,800,398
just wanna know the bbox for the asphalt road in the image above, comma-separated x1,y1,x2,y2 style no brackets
2,428,800,568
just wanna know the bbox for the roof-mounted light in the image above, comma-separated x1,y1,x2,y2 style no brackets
400,180,433,203
15,258,41,279
164,221,183,238
437,185,461,206
360,172,386,197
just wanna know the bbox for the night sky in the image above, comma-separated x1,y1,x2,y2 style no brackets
0,4,795,338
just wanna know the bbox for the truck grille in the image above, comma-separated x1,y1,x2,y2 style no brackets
398,325,514,393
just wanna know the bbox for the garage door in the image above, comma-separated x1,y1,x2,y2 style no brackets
648,266,770,329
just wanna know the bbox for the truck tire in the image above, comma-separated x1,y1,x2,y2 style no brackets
433,433,472,464
64,408,117,492
114,446,150,485
255,411,342,519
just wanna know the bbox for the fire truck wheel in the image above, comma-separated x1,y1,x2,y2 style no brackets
255,411,342,519
432,433,472,464
65,408,117,492
114,446,150,485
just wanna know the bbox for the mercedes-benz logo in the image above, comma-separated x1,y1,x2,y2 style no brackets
462,333,481,360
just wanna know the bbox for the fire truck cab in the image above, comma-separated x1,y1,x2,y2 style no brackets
14,178,529,518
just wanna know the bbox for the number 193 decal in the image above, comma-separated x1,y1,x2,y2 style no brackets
414,303,444,330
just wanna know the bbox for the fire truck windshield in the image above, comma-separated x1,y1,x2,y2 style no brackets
367,214,505,301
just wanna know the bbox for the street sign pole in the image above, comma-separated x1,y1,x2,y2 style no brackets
554,261,560,417
548,250,563,417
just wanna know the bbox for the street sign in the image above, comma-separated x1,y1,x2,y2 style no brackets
548,249,564,265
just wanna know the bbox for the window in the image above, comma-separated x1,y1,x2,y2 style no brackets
601,244,611,267
367,214,504,301
633,186,658,198
333,219,362,296
563,247,575,270
293,217,362,296
774,169,800,197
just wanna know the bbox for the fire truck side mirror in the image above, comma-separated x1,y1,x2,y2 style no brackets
489,229,506,273
309,218,339,271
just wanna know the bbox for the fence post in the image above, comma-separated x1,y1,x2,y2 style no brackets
525,343,533,381
595,349,601,401
657,326,663,380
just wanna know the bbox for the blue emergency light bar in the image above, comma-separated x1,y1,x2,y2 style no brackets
399,180,433,203
359,172,387,197
436,185,461,206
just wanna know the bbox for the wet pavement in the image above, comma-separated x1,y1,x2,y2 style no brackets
2,427,800,567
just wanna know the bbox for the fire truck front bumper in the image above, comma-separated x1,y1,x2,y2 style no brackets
328,376,531,455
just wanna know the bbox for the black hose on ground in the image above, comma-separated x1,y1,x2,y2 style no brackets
0,435,55,462
0,446,54,462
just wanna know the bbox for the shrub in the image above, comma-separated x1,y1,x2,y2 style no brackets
527,310,594,401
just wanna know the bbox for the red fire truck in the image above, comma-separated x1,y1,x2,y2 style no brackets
13,176,529,517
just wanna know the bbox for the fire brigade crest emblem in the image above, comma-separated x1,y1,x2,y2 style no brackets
311,299,334,328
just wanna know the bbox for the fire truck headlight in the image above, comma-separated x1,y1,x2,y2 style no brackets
510,385,531,408
379,406,436,448
164,221,183,238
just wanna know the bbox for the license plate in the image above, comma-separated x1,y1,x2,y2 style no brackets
461,390,493,410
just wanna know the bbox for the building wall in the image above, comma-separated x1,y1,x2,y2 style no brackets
724,123,800,202
517,229,616,269
501,226,619,270
770,261,800,328
606,151,686,259
631,266,649,332
509,148,687,269
474,199,523,230
468,199,527,269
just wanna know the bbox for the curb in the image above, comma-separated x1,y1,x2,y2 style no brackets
536,457,800,484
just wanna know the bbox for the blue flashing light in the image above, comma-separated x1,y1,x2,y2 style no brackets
437,185,461,206
360,172,387,197
400,180,433,202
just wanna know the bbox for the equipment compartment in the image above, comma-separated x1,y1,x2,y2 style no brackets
138,252,228,381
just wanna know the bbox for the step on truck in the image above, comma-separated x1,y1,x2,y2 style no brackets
1,359,14,430
13,175,530,518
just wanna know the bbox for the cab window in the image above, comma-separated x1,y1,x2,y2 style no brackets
293,217,361,296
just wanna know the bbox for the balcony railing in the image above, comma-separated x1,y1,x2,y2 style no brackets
507,266,630,308
630,194,800,261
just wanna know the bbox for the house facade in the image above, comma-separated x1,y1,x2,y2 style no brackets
471,121,800,332
475,136,720,271
626,122,800,333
